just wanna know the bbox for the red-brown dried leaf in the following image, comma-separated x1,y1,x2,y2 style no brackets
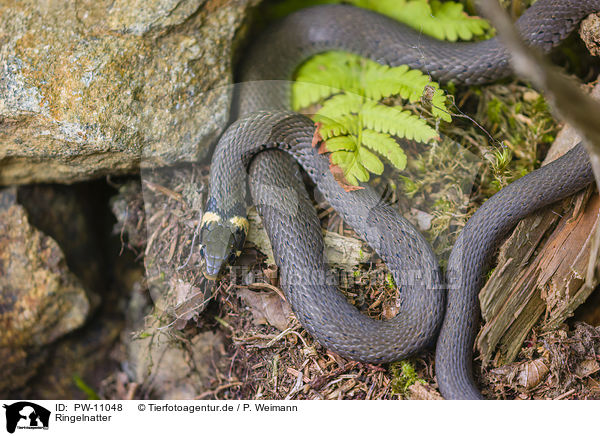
238,288,292,331
318,140,329,155
312,122,323,148
328,163,363,192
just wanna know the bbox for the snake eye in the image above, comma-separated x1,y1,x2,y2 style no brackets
199,245,206,258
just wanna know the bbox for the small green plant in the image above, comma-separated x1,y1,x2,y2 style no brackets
390,360,426,394
288,0,493,188
385,273,396,290
353,0,491,41
294,53,450,188
269,0,492,42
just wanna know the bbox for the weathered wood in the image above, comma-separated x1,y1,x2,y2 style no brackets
478,188,599,364
477,84,600,365
246,207,373,270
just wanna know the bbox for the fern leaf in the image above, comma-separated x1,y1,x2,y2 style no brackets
295,52,356,89
430,1,491,41
295,52,452,122
361,63,407,100
288,0,477,188
361,102,438,143
324,135,357,153
293,52,363,109
361,129,407,170
430,86,452,122
351,160,370,183
357,146,384,175
360,61,425,102
351,0,491,42
316,93,364,119
330,150,370,185
314,113,357,139
293,82,335,111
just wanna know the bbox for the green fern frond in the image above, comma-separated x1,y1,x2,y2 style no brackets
430,86,452,122
292,53,359,110
323,131,387,185
349,0,491,42
295,53,452,120
330,150,370,185
269,0,491,42
364,65,427,102
361,129,407,170
293,56,449,186
300,56,443,105
289,2,471,187
316,93,364,119
360,63,408,100
271,0,491,43
360,102,438,142
428,0,492,41
293,82,340,111
315,113,357,139
358,146,385,175
324,135,357,152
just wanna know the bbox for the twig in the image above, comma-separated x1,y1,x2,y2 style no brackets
553,388,576,400
195,382,243,399
284,370,305,400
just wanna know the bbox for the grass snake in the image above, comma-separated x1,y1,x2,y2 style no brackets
199,0,599,399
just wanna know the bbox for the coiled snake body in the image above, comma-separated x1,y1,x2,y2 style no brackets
200,0,598,399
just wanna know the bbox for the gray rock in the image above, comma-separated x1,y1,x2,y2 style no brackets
0,189,91,392
0,0,257,185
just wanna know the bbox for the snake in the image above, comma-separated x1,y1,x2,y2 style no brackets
199,0,598,399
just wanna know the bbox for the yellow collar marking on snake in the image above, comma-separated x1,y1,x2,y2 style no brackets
229,216,249,235
201,211,222,225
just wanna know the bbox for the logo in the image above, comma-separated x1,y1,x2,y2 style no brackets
2,402,50,434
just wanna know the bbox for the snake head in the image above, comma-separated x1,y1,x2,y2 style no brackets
199,212,248,280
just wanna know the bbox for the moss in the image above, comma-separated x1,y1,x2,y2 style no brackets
399,175,419,199
390,360,426,394
486,98,505,124
385,273,395,290
473,84,559,195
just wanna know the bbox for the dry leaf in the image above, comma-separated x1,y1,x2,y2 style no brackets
575,358,600,378
328,163,364,192
238,288,292,331
170,278,210,329
407,383,443,400
516,358,550,389
312,122,323,148
490,358,550,390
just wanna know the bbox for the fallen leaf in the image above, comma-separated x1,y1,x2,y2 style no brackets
312,122,323,148
575,358,600,378
407,383,443,400
329,163,364,192
516,358,549,389
238,288,292,331
171,278,211,329
318,140,328,154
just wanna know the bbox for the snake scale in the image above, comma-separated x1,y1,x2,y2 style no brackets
199,0,599,399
